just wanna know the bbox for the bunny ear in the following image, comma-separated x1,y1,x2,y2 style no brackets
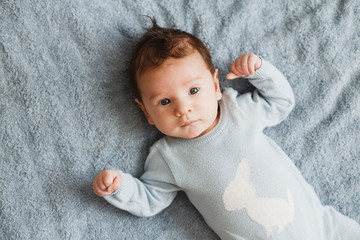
235,158,251,180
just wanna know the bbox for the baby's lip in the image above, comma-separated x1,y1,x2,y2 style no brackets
181,120,198,127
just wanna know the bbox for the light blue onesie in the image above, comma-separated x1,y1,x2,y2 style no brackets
105,60,360,240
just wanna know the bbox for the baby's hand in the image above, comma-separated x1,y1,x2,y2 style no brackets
93,170,122,197
226,54,262,79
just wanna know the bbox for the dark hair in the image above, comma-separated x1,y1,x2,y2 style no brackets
129,18,215,100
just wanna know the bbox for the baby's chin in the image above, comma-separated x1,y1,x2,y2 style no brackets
180,127,212,139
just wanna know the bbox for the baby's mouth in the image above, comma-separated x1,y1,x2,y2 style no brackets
181,120,198,127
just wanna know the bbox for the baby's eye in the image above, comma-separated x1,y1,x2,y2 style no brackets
160,99,171,106
189,87,199,95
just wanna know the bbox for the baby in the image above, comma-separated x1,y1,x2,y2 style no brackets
93,19,360,239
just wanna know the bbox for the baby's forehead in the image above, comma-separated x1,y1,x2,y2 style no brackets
136,52,216,100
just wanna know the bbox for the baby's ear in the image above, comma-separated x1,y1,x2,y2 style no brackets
135,98,154,125
213,69,222,100
213,68,219,80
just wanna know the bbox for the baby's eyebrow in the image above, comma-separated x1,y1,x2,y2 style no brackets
149,93,163,102
183,76,202,85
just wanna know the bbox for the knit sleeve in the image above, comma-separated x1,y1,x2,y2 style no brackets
236,59,295,128
104,146,180,217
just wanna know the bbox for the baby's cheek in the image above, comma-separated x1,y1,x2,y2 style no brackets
154,119,174,135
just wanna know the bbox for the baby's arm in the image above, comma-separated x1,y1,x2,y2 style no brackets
93,146,180,217
227,53,295,127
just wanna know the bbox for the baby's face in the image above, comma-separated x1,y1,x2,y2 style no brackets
136,51,222,139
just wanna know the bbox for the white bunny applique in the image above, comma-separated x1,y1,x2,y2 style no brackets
223,158,295,237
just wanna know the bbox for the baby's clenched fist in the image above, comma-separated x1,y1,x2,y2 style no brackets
93,169,122,197
227,54,262,79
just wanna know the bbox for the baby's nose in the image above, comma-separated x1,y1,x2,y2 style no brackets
175,103,192,117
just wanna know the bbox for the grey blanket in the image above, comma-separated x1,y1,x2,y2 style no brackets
1,1,359,239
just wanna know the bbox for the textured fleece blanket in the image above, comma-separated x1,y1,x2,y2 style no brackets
1,1,359,239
